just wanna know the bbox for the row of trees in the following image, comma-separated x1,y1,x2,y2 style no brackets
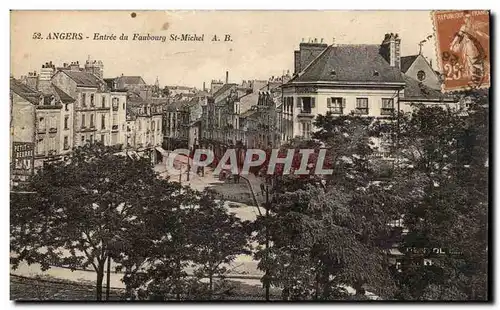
11,144,251,300
11,90,489,300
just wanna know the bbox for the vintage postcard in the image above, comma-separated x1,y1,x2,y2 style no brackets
10,10,490,302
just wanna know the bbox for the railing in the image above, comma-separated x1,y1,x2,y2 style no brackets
380,108,395,116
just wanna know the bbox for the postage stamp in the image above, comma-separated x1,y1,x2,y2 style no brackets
432,10,490,92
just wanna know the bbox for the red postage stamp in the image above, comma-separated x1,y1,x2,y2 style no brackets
432,10,490,92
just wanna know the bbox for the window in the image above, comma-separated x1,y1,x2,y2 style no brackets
64,116,69,130
102,97,106,108
39,117,45,130
381,98,395,115
81,114,86,128
101,134,105,144
90,114,94,128
123,103,125,110
417,70,426,81
37,138,44,155
157,120,160,130
299,97,315,114
301,122,311,139
63,136,69,150
356,98,369,115
112,98,119,111
327,97,345,114
101,115,106,129
90,94,95,107
81,93,86,107
81,135,85,144
65,103,69,111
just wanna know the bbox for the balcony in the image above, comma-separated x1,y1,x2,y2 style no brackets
112,105,119,112
112,125,119,132
80,126,96,133
49,127,57,133
297,109,314,119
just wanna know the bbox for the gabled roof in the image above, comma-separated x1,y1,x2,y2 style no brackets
401,75,455,101
289,44,404,84
116,76,146,85
10,78,41,104
51,84,75,103
61,70,103,87
400,55,419,73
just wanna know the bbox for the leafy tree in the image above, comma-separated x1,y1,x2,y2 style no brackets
392,92,489,300
253,113,401,300
188,189,252,299
10,143,160,300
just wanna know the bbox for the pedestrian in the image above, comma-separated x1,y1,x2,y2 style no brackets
260,183,265,196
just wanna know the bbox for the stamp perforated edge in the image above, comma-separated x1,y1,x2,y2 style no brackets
431,10,491,94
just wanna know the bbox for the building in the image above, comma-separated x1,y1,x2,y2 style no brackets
125,92,164,163
400,54,442,90
51,59,128,149
163,99,191,150
283,34,406,141
10,78,38,185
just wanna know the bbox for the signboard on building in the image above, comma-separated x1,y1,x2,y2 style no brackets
11,142,35,178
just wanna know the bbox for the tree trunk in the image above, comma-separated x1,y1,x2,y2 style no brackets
96,263,105,301
176,256,181,301
209,273,213,300
106,255,111,300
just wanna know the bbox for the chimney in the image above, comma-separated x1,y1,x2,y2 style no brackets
295,40,328,75
225,71,229,84
38,63,54,93
203,81,206,91
380,33,401,69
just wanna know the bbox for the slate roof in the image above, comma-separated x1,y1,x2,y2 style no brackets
51,84,75,103
10,78,41,104
402,75,454,101
290,44,404,84
62,70,102,87
212,83,237,98
116,76,146,85
400,55,419,73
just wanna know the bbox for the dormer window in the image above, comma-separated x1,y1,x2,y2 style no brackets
373,70,380,77
330,70,337,76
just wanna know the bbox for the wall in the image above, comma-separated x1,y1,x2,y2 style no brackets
283,86,402,137
405,55,441,90
11,93,36,144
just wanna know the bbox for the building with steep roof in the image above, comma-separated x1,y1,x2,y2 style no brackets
283,34,406,141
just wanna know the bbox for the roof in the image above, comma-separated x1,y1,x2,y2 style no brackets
290,44,405,84
239,108,259,119
62,70,103,87
10,78,41,104
212,83,237,98
400,55,419,73
402,75,455,101
51,84,75,103
166,100,191,111
116,76,146,85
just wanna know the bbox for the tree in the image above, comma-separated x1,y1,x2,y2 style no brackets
10,143,160,300
253,113,401,300
189,189,251,299
392,92,489,300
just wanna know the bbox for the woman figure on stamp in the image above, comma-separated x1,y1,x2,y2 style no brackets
449,12,489,83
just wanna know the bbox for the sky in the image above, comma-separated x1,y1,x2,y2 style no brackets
11,10,437,89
